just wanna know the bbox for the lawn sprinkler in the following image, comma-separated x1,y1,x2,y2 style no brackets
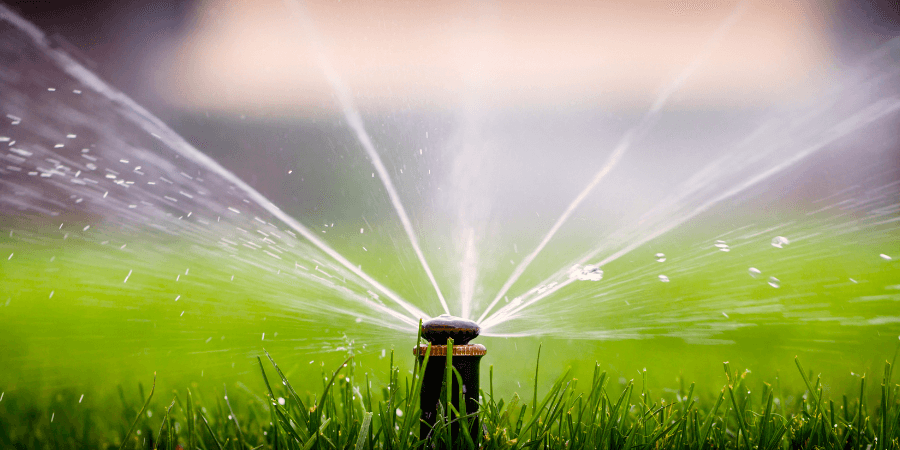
414,314,486,444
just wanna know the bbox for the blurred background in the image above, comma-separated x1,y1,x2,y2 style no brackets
10,0,900,110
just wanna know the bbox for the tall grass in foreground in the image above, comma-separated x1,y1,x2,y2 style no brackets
1,347,898,450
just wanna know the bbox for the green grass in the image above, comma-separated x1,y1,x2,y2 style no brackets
1,222,898,449
2,339,898,450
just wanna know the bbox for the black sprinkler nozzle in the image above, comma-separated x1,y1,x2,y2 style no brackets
415,314,486,444
421,313,481,345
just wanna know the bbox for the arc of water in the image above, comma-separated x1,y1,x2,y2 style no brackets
458,227,478,319
482,96,900,330
476,0,749,324
0,4,428,327
475,132,630,324
283,0,450,316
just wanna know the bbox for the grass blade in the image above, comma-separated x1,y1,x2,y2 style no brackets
199,411,223,450
222,384,245,449
355,412,373,450
153,396,176,450
258,356,308,443
264,349,311,423
118,372,156,450
186,388,196,450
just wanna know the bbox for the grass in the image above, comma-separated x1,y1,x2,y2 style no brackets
1,333,899,450
1,231,898,449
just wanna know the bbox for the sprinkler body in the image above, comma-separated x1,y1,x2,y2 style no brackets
415,314,486,444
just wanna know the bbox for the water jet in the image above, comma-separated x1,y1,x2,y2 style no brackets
415,314,486,444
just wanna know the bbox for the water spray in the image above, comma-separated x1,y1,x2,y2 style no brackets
415,314,486,444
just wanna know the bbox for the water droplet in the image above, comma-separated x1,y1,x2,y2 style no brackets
261,332,265,341
771,236,790,248
355,317,362,323
655,253,666,262
78,394,83,403
658,275,670,282
568,264,603,281
722,312,729,318
748,267,762,278
395,408,403,417
880,253,892,261
714,240,728,248
536,282,558,293
277,397,286,406
768,277,781,288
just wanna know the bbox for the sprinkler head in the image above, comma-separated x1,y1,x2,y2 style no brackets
415,314,486,444
421,314,480,345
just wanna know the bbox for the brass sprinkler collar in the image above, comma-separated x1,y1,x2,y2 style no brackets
413,343,487,357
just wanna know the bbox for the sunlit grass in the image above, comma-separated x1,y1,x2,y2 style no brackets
1,340,898,450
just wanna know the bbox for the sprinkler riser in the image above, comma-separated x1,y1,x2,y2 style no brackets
417,351,484,442
416,314,485,444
